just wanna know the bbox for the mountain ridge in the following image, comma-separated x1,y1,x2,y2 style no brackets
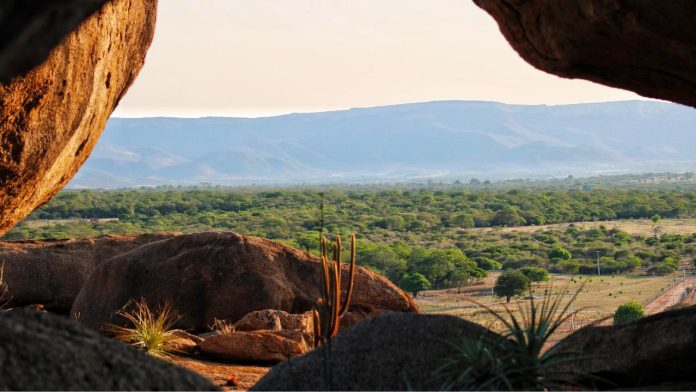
70,100,696,187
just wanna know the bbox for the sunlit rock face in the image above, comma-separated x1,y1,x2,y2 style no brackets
474,0,696,107
0,0,157,236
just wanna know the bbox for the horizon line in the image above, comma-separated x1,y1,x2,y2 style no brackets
111,98,664,120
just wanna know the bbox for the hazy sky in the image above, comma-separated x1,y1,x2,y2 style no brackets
113,0,642,118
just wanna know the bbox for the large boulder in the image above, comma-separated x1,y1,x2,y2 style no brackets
0,233,178,312
0,0,157,236
71,232,418,331
0,308,216,390
552,306,696,388
252,312,504,390
474,1,696,107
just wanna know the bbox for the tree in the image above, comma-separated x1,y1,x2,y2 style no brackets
613,301,645,325
399,273,431,297
494,270,530,303
449,269,470,293
520,267,549,285
548,246,572,261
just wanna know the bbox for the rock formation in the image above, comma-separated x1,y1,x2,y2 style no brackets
0,233,177,312
552,306,696,389
0,0,157,236
473,1,696,107
71,232,418,331
252,312,504,390
0,308,217,390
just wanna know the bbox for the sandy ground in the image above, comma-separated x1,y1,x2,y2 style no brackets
165,355,270,391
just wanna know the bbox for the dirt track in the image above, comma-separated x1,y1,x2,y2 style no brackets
644,277,695,314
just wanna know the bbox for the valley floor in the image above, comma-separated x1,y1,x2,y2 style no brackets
416,273,695,345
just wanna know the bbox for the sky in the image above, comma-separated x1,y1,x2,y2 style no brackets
113,0,643,118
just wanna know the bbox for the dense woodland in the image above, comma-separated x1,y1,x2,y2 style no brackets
4,181,696,289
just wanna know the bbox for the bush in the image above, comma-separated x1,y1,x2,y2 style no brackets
548,246,572,260
613,301,646,325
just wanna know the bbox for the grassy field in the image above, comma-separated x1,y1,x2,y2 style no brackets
471,218,696,237
415,273,681,344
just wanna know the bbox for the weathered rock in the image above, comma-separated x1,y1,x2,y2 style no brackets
0,0,157,236
200,330,311,363
0,233,178,312
252,312,504,390
0,308,217,390
552,307,696,388
234,309,313,333
474,1,696,107
71,232,418,331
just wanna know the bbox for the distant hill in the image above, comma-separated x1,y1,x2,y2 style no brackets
70,100,696,187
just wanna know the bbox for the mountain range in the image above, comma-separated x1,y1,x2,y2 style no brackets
69,100,696,188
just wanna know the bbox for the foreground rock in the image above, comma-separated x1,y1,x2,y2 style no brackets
0,0,157,236
552,306,696,389
72,232,417,331
200,330,311,363
0,308,216,390
252,313,503,390
0,233,178,312
474,1,696,107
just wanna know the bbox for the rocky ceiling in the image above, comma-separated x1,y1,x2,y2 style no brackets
473,0,696,107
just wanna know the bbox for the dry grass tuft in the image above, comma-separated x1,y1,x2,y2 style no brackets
105,298,182,358
210,318,236,335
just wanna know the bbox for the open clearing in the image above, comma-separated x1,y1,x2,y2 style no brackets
415,273,694,344
471,218,696,237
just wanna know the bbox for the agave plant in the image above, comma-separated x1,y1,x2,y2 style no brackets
436,282,603,390
105,298,183,358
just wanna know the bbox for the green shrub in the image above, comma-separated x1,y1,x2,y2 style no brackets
473,256,502,271
548,246,572,260
613,301,646,325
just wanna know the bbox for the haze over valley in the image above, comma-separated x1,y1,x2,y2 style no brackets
72,100,696,188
